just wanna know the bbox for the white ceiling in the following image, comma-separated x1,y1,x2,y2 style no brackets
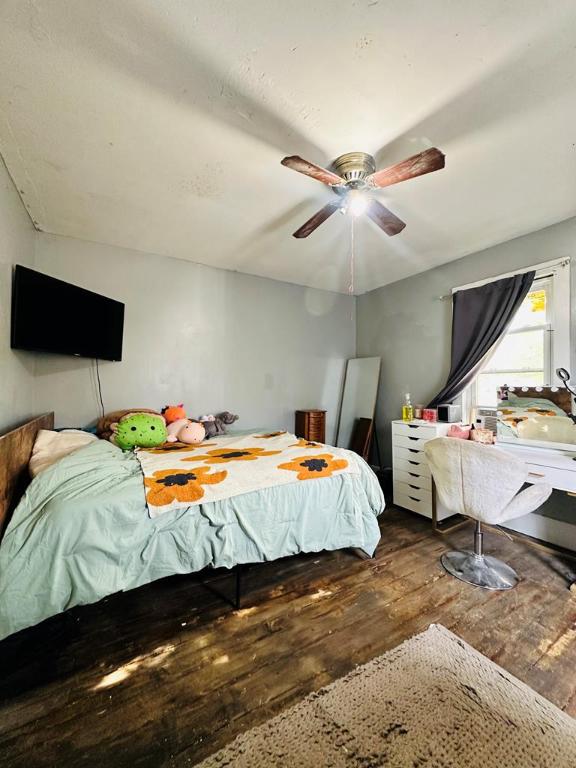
1,1,576,294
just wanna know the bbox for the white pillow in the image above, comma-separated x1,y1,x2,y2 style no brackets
29,429,98,477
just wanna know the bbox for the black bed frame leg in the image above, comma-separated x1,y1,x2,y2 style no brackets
351,548,375,561
234,564,242,611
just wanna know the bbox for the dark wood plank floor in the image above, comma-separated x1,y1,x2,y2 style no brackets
1,507,575,767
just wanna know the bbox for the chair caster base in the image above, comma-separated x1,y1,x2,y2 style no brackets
441,550,519,590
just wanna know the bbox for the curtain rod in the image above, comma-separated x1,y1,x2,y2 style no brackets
436,257,570,301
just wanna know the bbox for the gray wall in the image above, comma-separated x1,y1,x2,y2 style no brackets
0,158,36,433
357,217,576,465
33,234,356,442
5,183,574,455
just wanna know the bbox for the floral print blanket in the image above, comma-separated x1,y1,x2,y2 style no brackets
497,397,567,437
136,431,360,518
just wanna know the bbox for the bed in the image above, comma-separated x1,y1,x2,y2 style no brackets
0,414,384,642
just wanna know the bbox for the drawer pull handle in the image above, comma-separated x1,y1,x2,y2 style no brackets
408,449,419,453
528,471,546,478
408,460,419,465
408,436,418,441
409,472,419,477
409,484,419,489
408,424,419,429
409,496,420,502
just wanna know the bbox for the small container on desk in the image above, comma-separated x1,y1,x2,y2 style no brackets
295,410,326,443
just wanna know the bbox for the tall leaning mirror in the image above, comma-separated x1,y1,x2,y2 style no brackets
336,357,381,456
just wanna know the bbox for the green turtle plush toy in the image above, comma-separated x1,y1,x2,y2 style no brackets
109,412,167,451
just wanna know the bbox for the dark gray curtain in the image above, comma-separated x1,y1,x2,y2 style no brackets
428,270,535,407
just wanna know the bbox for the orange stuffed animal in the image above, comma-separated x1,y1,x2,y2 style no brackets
162,403,187,424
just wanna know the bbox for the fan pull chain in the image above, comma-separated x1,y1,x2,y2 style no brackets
348,217,355,296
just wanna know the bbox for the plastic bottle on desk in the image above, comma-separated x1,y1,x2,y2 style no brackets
402,393,414,422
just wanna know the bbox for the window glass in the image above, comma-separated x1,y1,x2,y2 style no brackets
483,329,545,373
508,286,548,330
476,371,545,408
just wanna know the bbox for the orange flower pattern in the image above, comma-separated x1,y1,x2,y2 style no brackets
185,446,281,464
290,438,323,449
137,432,358,516
503,417,528,428
278,453,348,481
526,408,557,417
144,466,227,506
255,431,286,438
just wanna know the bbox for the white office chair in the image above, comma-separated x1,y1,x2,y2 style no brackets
425,438,552,590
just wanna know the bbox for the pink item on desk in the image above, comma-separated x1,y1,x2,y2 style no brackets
422,408,437,422
447,424,471,440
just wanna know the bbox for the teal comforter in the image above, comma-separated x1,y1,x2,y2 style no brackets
0,441,384,641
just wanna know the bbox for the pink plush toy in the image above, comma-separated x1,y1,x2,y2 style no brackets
166,418,206,444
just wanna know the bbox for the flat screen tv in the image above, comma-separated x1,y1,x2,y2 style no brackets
11,265,124,361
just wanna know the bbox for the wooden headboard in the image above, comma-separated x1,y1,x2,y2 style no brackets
0,412,54,536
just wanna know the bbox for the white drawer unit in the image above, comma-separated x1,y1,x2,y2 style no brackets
495,442,576,551
393,434,431,452
526,464,576,494
392,419,456,521
393,488,433,518
394,468,433,491
392,446,430,473
392,422,440,440
393,454,431,478
497,443,576,493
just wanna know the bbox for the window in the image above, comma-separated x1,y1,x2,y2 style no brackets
473,280,551,408
465,261,570,413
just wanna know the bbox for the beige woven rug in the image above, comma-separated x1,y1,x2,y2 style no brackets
195,623,576,767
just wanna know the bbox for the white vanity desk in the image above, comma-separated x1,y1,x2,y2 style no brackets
392,419,576,549
495,441,576,550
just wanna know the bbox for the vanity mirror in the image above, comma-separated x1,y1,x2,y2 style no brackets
496,383,576,450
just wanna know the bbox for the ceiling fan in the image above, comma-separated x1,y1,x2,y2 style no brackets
281,147,445,238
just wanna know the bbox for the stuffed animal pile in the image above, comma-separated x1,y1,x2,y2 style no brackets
162,403,206,444
198,411,239,438
96,404,239,451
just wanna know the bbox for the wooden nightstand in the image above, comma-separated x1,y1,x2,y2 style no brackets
295,410,326,443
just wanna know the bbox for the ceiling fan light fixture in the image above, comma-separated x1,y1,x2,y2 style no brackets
347,190,369,217
281,146,444,238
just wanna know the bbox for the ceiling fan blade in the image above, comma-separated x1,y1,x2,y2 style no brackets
292,201,341,238
367,147,445,189
366,199,406,236
281,156,345,187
